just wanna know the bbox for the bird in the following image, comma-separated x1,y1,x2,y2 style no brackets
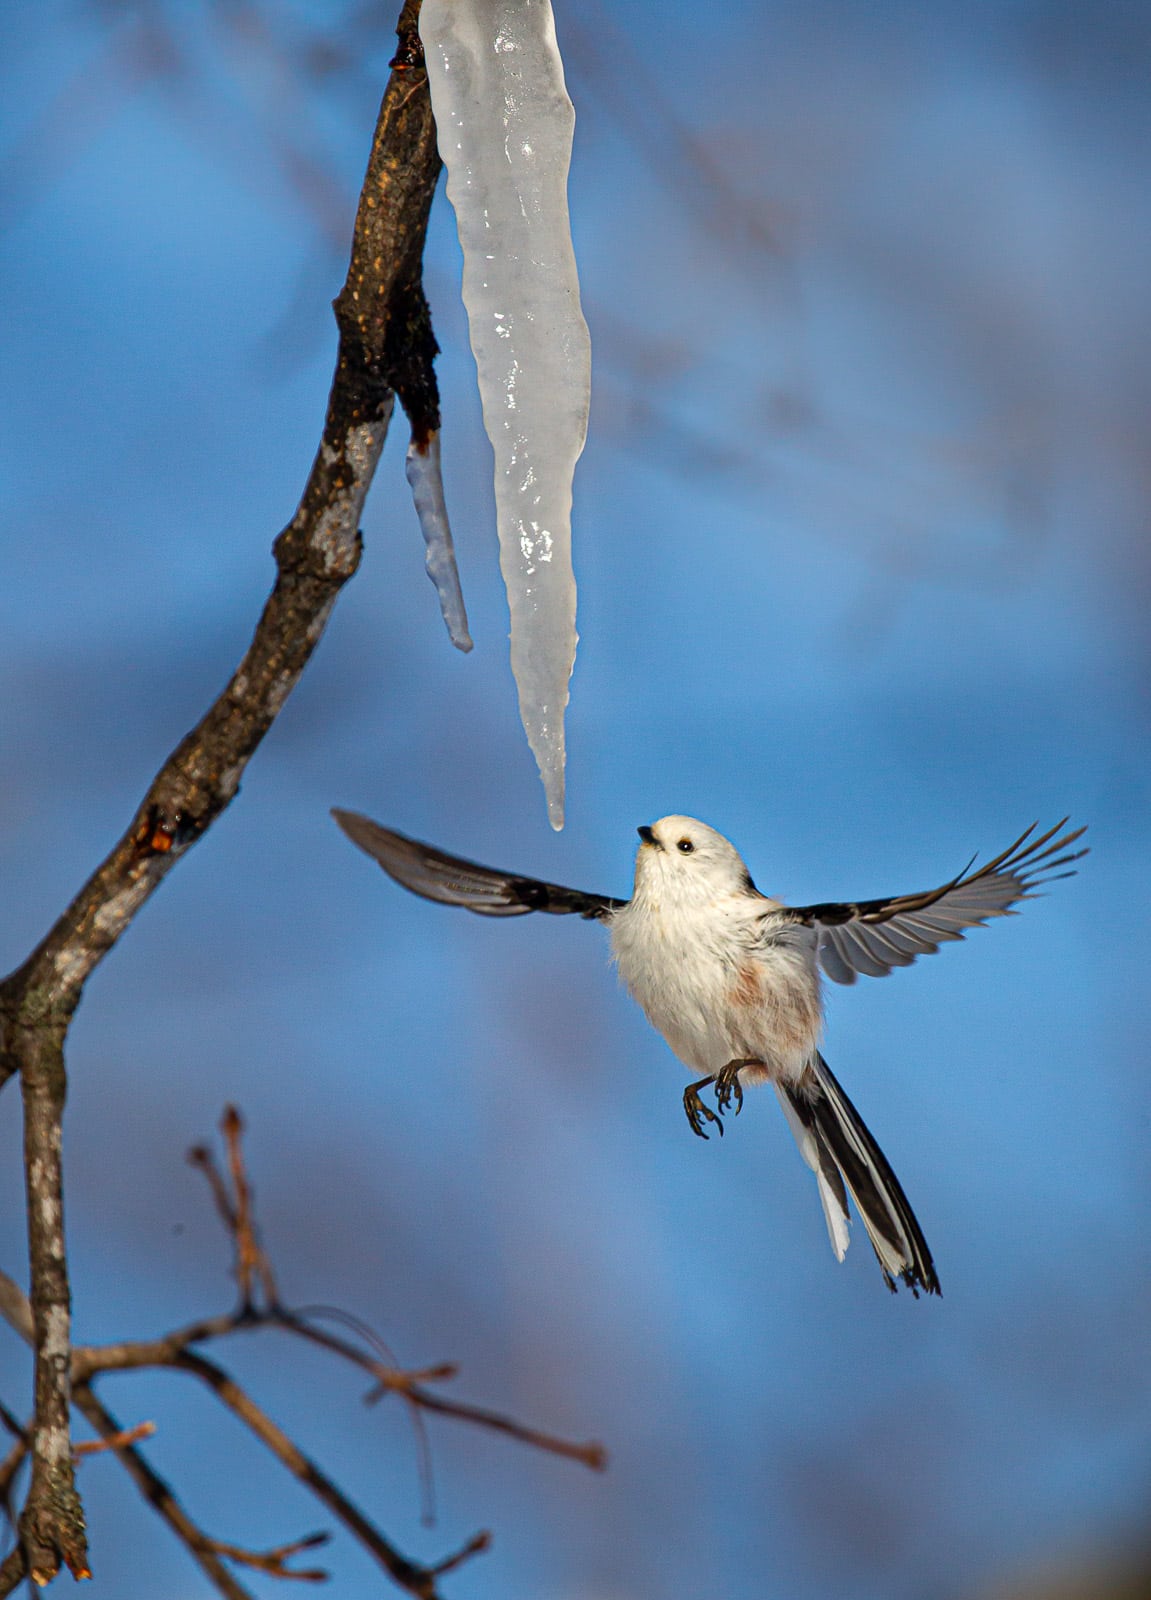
332,809,1086,1297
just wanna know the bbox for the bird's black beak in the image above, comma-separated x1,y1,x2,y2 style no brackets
637,825,658,847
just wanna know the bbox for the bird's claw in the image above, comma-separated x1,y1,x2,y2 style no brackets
683,1077,722,1140
713,1062,745,1117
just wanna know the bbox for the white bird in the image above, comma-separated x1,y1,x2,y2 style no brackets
332,809,1086,1297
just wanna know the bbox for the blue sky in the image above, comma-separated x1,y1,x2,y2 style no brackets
2,3,1149,1597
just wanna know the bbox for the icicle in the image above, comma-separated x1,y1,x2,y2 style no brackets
405,429,473,652
420,0,590,829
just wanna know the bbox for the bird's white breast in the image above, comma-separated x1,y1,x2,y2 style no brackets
609,891,822,1082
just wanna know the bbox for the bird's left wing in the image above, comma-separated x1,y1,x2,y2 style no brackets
332,810,625,920
787,820,1087,984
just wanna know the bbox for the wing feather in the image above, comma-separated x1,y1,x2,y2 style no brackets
332,810,624,920
791,820,1087,984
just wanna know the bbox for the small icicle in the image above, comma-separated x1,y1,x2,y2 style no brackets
420,0,590,829
405,429,473,653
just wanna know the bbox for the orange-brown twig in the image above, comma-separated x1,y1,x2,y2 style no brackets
427,1530,493,1579
187,1142,237,1234
207,1530,331,1583
74,1420,156,1458
221,1106,279,1309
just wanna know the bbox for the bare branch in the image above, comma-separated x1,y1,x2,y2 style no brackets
427,1530,493,1580
0,1277,249,1599
221,1106,279,1310
172,1351,477,1600
0,0,443,1576
0,1274,32,1346
72,1421,156,1458
0,1099,608,1592
378,1378,609,1474
18,1031,88,1583
5,1242,468,1597
287,1313,608,1472
187,1143,238,1235
71,1110,607,1484
0,5,441,1059
204,1531,331,1584
70,1385,255,1600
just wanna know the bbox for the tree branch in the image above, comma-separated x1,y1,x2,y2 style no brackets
18,1021,88,1583
0,0,442,1580
67,1108,605,1476
1,1104,605,1596
69,1385,255,1600
0,0,440,1079
172,1351,473,1600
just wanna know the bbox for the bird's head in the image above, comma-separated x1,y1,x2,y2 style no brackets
633,816,755,902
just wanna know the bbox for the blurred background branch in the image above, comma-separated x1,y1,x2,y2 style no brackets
0,1108,603,1596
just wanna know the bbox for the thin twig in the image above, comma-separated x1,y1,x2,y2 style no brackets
222,1106,279,1309
180,1113,606,1478
187,1143,237,1234
172,1351,480,1600
70,1385,255,1600
427,1530,493,1579
0,1276,31,1347
73,1421,156,1458
205,1530,331,1583
69,1307,605,1474
283,1312,608,1472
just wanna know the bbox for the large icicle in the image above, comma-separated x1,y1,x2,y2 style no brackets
420,0,590,829
405,429,473,652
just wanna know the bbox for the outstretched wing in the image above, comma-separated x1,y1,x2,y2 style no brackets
332,810,625,920
789,820,1087,985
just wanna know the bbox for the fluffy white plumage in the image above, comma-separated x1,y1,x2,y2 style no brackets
610,815,820,1089
609,816,875,1274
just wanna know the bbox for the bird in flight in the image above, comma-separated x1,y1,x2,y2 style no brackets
332,809,1085,1297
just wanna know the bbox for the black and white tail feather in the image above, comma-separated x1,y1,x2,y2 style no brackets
777,1055,939,1296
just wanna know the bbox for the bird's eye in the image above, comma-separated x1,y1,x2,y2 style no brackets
677,838,694,854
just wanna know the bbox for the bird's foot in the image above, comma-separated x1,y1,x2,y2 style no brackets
713,1060,748,1118
683,1076,721,1139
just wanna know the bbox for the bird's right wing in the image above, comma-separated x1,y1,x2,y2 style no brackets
788,819,1087,984
332,810,625,920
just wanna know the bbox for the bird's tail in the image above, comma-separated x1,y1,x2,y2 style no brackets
775,1054,940,1297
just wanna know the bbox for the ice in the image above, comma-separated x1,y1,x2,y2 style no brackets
405,429,473,652
420,0,590,829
